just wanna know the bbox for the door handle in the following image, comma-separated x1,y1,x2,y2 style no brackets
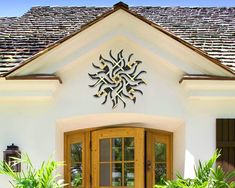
147,160,152,170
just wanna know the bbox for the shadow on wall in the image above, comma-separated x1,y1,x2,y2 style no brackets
183,116,216,179
174,124,186,178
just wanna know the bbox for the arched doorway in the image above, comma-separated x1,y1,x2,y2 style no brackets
64,127,172,188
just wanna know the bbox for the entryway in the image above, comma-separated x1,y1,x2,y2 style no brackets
64,127,172,188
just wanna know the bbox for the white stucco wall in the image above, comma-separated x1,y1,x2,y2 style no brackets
0,9,235,187
1,53,235,187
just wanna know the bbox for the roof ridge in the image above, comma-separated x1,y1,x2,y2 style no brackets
17,5,235,17
23,5,235,10
28,5,112,9
27,5,235,8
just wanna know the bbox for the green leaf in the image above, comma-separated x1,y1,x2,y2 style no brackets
0,153,65,188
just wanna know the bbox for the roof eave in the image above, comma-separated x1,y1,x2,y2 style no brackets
179,74,235,84
5,74,62,84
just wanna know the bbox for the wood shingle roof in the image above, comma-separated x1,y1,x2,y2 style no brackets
0,5,235,75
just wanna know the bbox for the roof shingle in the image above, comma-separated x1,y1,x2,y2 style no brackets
0,6,235,75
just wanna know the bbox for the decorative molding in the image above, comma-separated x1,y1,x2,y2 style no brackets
0,78,60,100
89,50,147,108
181,79,235,100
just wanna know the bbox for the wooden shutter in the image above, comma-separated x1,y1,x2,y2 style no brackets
216,119,235,172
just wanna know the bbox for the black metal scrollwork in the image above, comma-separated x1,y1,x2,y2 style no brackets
88,49,147,108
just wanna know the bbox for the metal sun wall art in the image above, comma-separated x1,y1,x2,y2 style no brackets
88,50,147,109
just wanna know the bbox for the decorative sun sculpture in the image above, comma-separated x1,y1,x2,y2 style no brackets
88,49,147,109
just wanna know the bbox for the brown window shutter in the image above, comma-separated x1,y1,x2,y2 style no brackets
216,119,235,172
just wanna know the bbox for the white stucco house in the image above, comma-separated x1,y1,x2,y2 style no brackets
0,2,235,187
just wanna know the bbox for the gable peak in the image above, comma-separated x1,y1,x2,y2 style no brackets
113,2,129,10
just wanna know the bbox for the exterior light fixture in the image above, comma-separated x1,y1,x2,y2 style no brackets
3,144,21,172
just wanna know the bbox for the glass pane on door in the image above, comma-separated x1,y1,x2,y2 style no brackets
155,163,167,184
112,138,122,161
70,143,83,187
112,163,122,186
124,138,134,161
124,162,135,186
155,142,167,184
100,163,110,186
100,139,110,162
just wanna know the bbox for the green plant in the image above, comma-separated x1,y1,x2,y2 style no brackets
155,150,235,188
0,153,66,188
211,166,235,188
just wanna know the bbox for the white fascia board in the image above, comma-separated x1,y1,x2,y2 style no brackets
181,80,235,99
0,79,60,100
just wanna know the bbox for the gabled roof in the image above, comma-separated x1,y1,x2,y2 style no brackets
0,2,235,76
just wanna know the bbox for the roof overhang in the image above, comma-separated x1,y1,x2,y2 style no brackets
181,76,235,100
0,75,60,101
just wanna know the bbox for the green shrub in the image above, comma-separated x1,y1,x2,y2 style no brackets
155,150,235,188
0,153,66,188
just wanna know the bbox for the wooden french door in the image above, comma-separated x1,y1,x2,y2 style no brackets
146,131,173,187
92,128,145,188
64,128,172,188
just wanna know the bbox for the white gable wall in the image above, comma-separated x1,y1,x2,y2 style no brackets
1,8,235,187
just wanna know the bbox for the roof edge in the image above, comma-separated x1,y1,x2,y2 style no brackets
5,74,62,84
179,74,235,84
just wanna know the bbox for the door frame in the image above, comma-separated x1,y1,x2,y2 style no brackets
64,126,173,188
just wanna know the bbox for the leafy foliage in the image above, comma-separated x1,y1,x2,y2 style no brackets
0,153,66,188
155,150,235,188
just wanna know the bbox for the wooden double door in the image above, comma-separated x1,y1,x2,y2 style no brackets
64,127,172,188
